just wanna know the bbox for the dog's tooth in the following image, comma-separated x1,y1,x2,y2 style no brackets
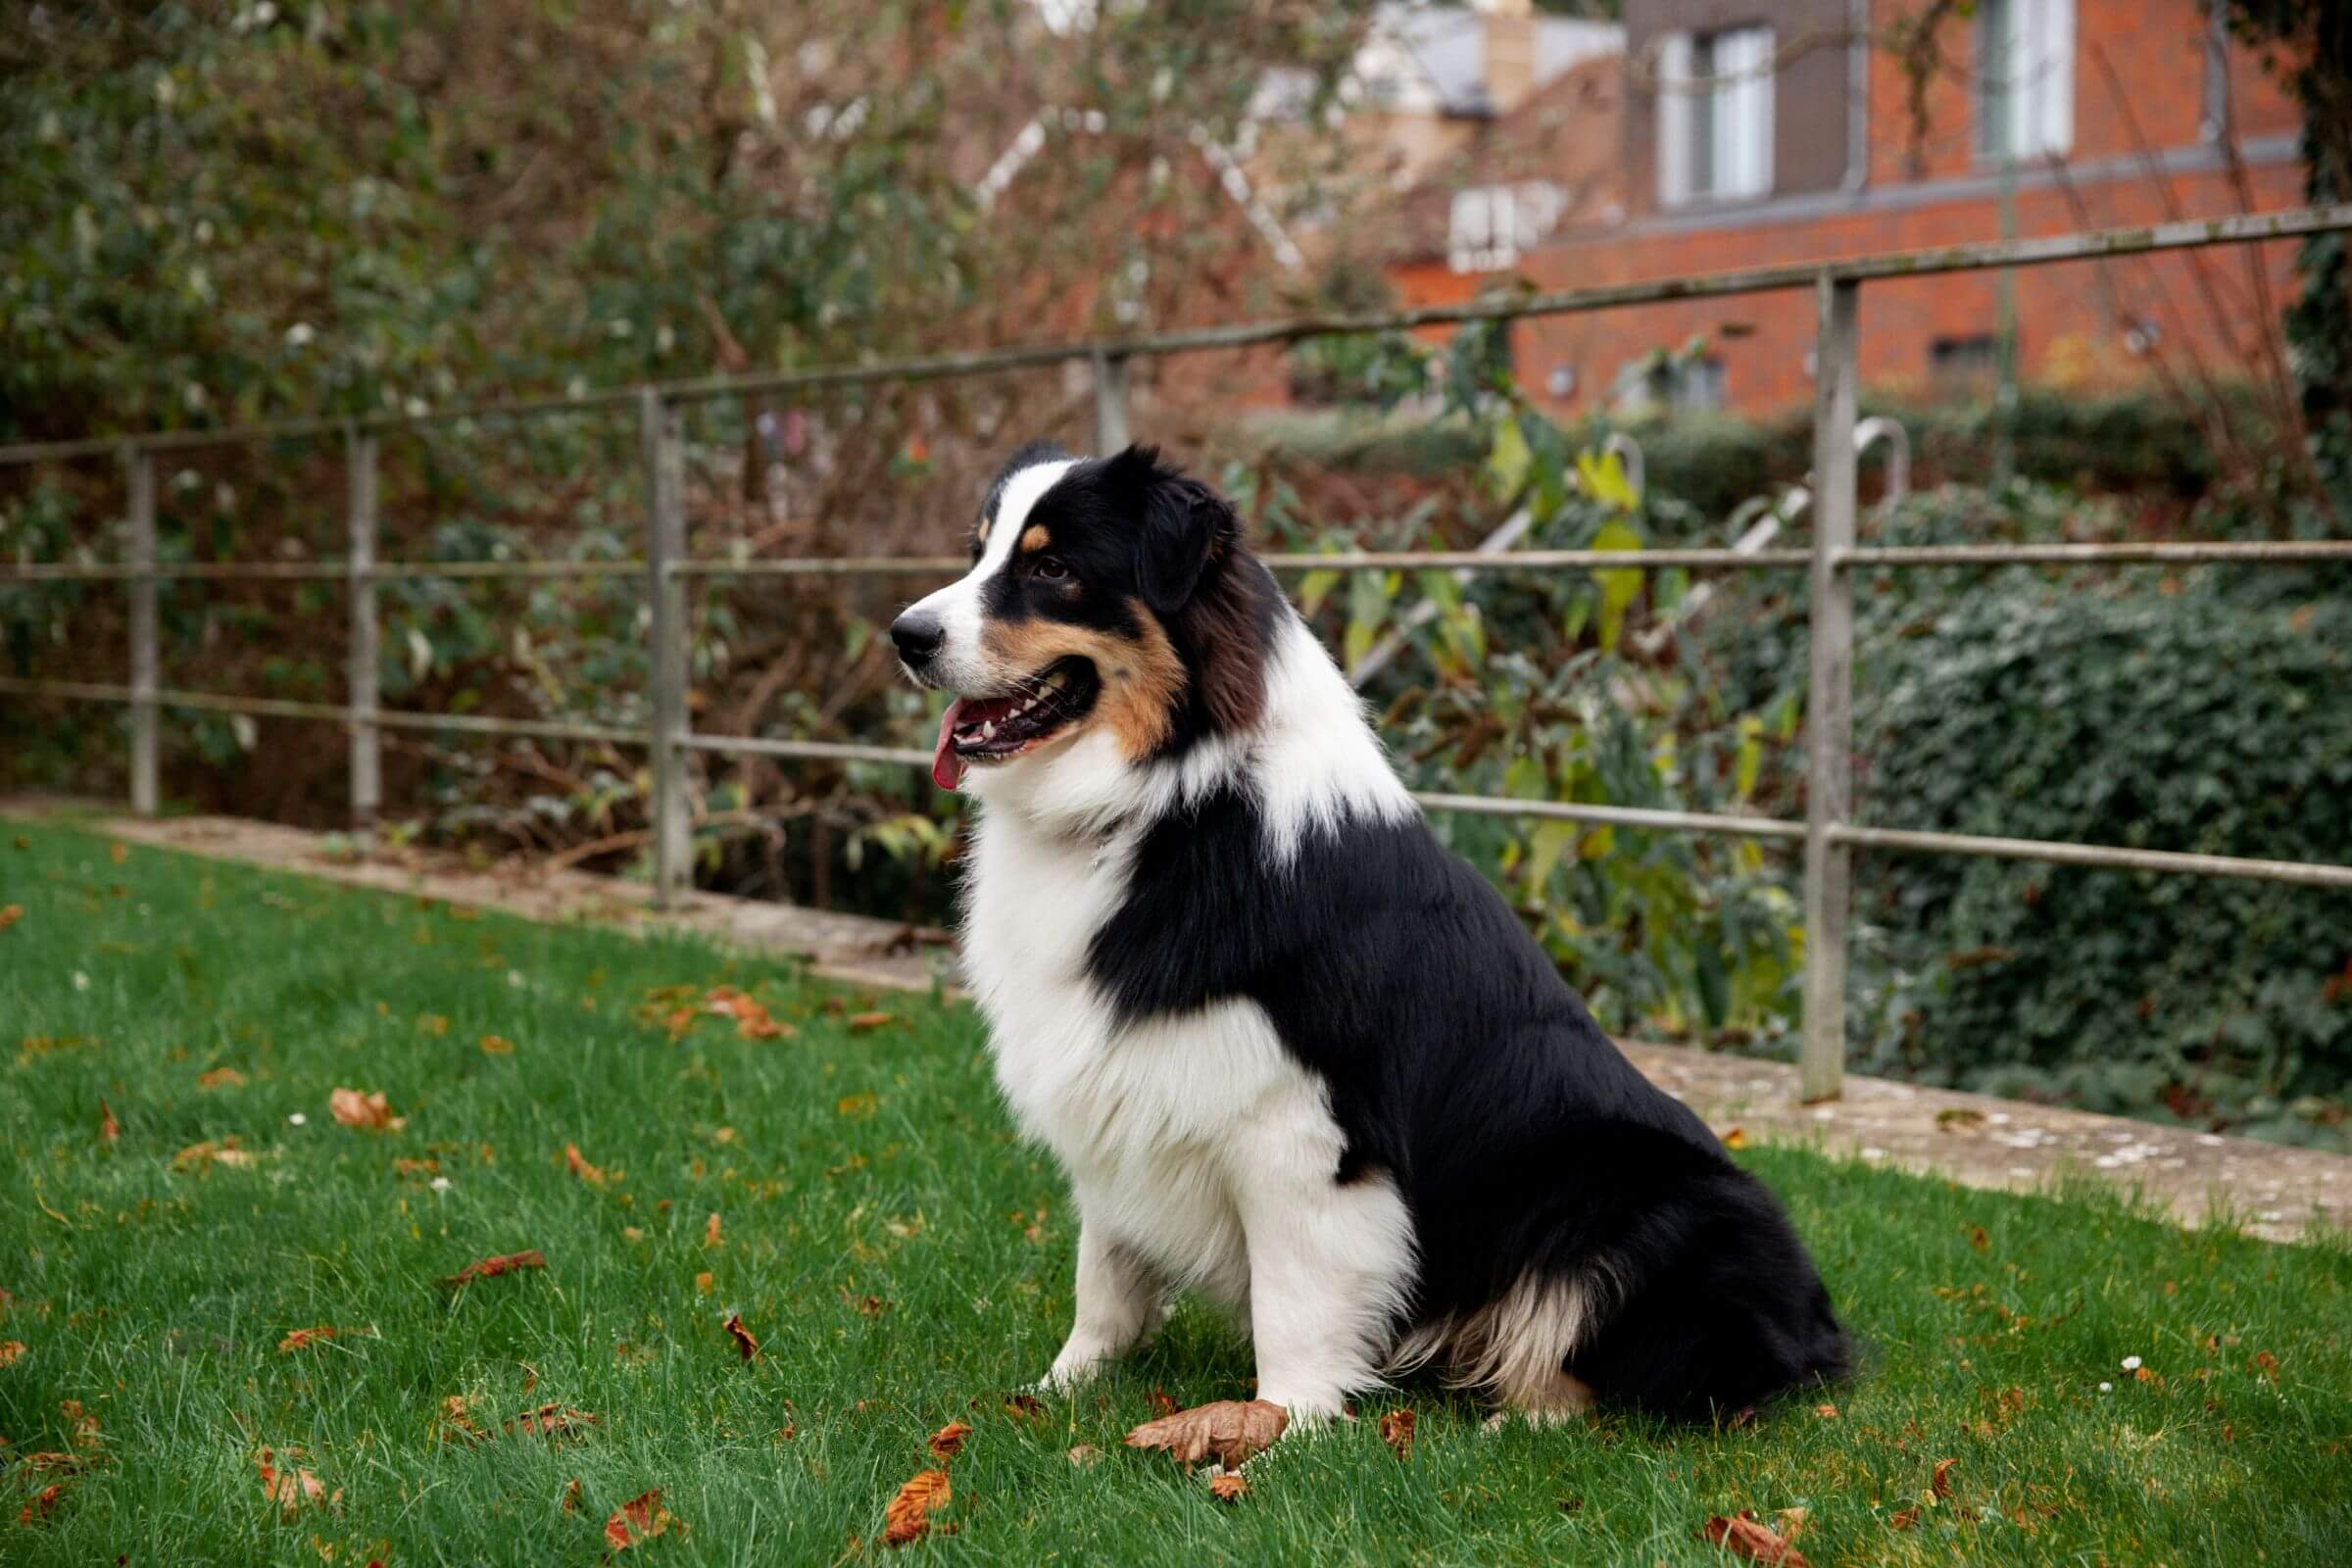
981,720,997,740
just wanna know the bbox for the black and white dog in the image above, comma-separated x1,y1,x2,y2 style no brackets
892,442,1848,1428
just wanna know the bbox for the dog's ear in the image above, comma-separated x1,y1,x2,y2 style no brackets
1106,444,1230,616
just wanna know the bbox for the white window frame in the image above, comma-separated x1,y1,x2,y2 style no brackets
1977,0,2074,162
1656,24,1775,209
1447,181,1566,274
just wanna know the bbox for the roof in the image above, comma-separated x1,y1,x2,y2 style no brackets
1361,2,1623,119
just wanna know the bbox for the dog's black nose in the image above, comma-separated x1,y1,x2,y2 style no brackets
891,612,945,667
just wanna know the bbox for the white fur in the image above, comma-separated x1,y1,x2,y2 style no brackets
958,585,1420,1419
903,457,1080,694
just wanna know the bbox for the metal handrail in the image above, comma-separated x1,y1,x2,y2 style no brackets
8,203,2352,1106
3,203,2346,466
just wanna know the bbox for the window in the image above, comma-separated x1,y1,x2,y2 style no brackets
1930,334,1999,391
1656,24,1774,207
1976,0,2073,160
1611,354,1727,416
1447,181,1565,273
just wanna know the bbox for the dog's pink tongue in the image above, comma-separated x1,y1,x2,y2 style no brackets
931,701,967,791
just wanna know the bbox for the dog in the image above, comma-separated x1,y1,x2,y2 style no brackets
891,441,1849,1429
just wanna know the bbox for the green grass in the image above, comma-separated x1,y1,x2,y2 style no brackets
3,814,2349,1566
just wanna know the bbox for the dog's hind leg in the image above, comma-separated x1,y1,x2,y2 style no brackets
1041,1223,1167,1391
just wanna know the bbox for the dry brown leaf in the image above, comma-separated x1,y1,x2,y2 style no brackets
1147,1387,1179,1417
1124,1399,1289,1470
1813,1402,1839,1419
605,1488,684,1550
1003,1393,1046,1422
846,1011,895,1034
0,904,23,932
705,1212,723,1248
1702,1513,1809,1566
1379,1407,1416,1460
505,1402,597,1440
18,1482,67,1524
1932,1456,1957,1499
479,1035,515,1056
98,1099,119,1145
328,1088,405,1133
926,1420,970,1461
1776,1506,1810,1544
1720,1126,1748,1150
724,1313,760,1363
564,1144,607,1186
256,1447,340,1516
61,1399,101,1449
109,841,127,865
1888,1505,1920,1531
0,1340,24,1367
562,1477,583,1514
705,987,793,1040
1066,1443,1102,1468
439,1395,487,1443
277,1327,340,1352
196,1066,247,1090
694,1271,715,1296
392,1156,439,1178
2251,1350,2279,1380
1207,1473,1250,1501
881,1469,952,1546
172,1136,256,1172
438,1250,546,1288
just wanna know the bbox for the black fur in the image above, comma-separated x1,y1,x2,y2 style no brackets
1085,783,1850,1422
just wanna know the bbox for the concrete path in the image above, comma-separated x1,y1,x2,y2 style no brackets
7,798,2345,1243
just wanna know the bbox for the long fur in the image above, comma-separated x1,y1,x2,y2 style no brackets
895,444,1850,1424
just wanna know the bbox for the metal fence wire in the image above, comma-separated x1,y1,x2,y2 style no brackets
5,204,2352,1102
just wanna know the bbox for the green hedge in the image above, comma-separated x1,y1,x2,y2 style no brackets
1849,573,2352,1146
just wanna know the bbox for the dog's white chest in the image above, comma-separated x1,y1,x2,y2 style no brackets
960,811,1339,1298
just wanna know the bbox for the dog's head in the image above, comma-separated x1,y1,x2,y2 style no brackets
893,442,1280,794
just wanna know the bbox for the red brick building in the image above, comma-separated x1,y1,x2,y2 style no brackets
1384,0,2305,416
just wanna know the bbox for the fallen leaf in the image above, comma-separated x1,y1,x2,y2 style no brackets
197,1066,246,1090
846,1011,895,1033
438,1250,546,1288
0,1340,24,1367
1066,1443,1102,1468
1379,1407,1416,1460
835,1093,879,1119
1889,1505,1920,1531
705,987,793,1040
1932,1456,1957,1498
724,1313,760,1363
109,842,127,864
1003,1393,1046,1422
2251,1350,2279,1380
1720,1126,1748,1150
1969,1225,1989,1251
695,1272,715,1296
1777,1506,1810,1544
564,1144,607,1186
927,1420,970,1461
881,1469,951,1546
439,1395,487,1443
18,1482,66,1523
605,1488,684,1550
277,1327,341,1352
1147,1388,1179,1417
705,1212,723,1248
479,1035,514,1055
256,1447,340,1516
1814,1402,1839,1419
1207,1473,1249,1501
97,1100,120,1145
562,1478,583,1514
60,1398,100,1449
172,1136,256,1172
392,1157,439,1178
0,905,22,933
1702,1513,1808,1566
505,1403,597,1440
1124,1399,1289,1470
328,1088,405,1133
845,1293,888,1319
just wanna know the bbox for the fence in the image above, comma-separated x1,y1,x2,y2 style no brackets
6,203,2352,1103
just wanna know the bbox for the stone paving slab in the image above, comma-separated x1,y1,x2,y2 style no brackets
7,797,2344,1243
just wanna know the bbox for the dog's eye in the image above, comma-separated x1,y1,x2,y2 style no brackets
1034,555,1070,580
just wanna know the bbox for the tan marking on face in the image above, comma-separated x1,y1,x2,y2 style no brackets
1020,525,1051,554
979,601,1187,761
975,514,993,550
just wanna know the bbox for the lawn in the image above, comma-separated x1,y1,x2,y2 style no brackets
3,814,2349,1566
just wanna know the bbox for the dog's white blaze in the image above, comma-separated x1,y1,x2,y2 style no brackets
961,598,1426,1419
903,456,1079,692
